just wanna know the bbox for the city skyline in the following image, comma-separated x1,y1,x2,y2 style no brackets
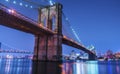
0,0,120,54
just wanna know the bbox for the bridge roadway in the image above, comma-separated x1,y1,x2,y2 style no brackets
0,4,96,57
0,3,54,35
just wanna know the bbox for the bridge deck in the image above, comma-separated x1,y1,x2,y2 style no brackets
0,4,54,35
62,37,95,55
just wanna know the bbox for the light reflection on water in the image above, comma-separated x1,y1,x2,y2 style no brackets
0,58,32,74
0,59,120,74
62,61,120,74
62,61,99,74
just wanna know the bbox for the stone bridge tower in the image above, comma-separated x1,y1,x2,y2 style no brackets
33,3,63,61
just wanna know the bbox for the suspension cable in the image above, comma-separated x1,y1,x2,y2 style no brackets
62,12,82,43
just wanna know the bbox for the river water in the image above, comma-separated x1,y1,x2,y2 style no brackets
0,58,120,74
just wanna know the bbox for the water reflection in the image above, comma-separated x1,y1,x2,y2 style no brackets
87,61,98,74
116,61,120,73
32,61,62,74
0,58,32,74
62,61,120,74
0,59,120,74
62,61,98,74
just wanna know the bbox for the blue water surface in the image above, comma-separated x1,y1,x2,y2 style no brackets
0,58,120,74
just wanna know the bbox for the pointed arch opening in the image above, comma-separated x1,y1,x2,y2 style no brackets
50,15,56,31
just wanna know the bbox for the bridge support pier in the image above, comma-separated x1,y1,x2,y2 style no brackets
33,3,63,62
33,34,62,62
88,53,96,60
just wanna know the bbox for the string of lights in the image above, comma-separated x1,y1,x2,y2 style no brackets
3,0,33,8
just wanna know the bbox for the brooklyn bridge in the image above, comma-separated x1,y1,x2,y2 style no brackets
0,3,96,61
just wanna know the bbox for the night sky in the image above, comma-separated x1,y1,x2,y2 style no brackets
0,0,120,55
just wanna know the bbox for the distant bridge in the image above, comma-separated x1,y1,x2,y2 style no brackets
0,42,33,54
0,49,33,54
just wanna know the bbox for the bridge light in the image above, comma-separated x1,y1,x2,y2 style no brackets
13,1,16,4
19,3,23,6
5,0,9,2
8,9,15,14
25,4,28,7
8,9,11,12
39,23,43,27
49,0,53,5
63,36,67,38
30,6,33,8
